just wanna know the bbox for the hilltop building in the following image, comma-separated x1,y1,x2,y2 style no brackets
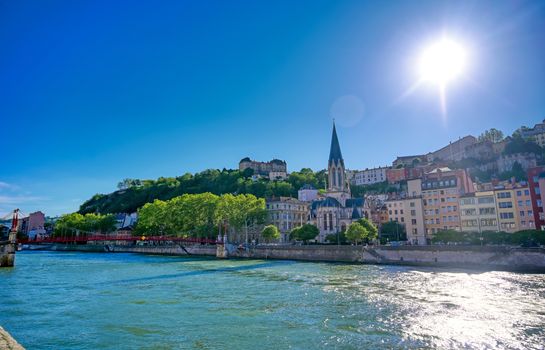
310,124,365,242
519,120,545,147
239,157,287,180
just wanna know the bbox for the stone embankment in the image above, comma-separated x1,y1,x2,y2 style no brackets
225,244,545,272
51,243,217,256
0,326,24,350
49,243,545,272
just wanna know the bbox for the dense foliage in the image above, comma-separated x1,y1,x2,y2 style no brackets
345,222,367,245
432,229,545,246
135,193,266,239
380,220,407,242
54,213,117,236
80,168,326,214
261,225,280,242
290,224,319,243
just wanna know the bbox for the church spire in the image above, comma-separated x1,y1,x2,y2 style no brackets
328,122,344,166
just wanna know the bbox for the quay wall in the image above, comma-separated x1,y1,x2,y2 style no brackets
51,243,216,256
227,245,545,272
47,244,545,271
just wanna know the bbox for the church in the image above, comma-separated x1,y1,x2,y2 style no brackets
311,123,365,242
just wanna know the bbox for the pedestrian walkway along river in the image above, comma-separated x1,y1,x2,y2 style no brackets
1,251,544,349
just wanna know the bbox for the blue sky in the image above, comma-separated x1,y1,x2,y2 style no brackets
1,0,544,217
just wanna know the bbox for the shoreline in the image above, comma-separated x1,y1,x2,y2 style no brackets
26,243,545,273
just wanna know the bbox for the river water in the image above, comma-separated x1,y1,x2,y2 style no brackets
1,251,544,349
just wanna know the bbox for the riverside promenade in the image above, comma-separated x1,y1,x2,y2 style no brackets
48,243,545,272
0,327,24,350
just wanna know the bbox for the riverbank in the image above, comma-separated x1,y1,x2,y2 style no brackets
45,243,545,272
0,326,24,350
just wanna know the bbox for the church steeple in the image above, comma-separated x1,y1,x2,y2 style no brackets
328,122,344,167
327,122,349,195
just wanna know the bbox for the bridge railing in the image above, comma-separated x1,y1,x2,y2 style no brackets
18,235,219,245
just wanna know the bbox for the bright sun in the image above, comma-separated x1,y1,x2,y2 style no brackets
419,38,467,85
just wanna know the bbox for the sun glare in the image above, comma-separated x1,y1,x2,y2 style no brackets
419,38,467,85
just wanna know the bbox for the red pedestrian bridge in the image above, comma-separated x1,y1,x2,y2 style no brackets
18,235,220,245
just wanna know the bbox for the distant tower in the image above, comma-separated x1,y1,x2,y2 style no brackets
327,123,351,203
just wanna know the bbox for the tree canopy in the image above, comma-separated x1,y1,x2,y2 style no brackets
135,192,266,239
357,218,378,242
261,225,280,242
54,213,117,236
345,222,367,245
290,224,319,243
380,221,407,242
478,128,504,143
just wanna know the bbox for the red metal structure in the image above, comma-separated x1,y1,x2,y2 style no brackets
18,235,219,245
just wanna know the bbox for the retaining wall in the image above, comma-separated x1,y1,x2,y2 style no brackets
229,245,545,272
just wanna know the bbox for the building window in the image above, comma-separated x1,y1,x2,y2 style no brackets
500,212,514,219
497,192,512,199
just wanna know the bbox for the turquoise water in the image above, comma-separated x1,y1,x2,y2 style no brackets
1,251,545,349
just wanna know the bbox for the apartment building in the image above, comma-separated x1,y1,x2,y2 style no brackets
421,168,475,236
514,186,534,230
459,191,499,233
495,188,518,232
266,197,309,242
353,167,388,185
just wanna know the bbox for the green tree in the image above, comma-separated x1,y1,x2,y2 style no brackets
380,221,406,242
357,218,378,242
261,225,280,242
503,136,542,155
431,229,466,244
290,224,319,243
325,232,347,244
478,128,504,143
345,222,367,245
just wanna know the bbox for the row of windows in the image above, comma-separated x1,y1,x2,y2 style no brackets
423,188,459,196
497,192,512,199
427,227,460,234
270,213,306,220
520,220,535,227
462,207,497,216
425,216,459,224
500,222,516,229
500,212,515,219
498,201,513,209
516,189,530,196
267,204,306,210
423,197,457,206
422,179,457,189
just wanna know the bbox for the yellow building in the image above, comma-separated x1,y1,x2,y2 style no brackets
495,189,518,232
